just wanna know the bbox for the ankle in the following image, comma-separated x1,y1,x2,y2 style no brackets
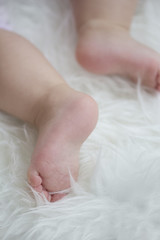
33,83,74,129
76,19,130,73
33,83,98,136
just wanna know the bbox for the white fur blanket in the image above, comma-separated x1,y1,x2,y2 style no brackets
1,0,160,239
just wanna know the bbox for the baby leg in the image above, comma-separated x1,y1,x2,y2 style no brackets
0,29,98,201
72,0,160,89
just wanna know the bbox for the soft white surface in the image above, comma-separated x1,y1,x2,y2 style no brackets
1,0,160,239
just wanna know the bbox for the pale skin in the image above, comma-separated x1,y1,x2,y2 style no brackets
72,0,160,89
0,0,159,202
0,29,98,201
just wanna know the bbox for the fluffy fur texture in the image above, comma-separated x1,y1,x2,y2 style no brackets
1,0,160,239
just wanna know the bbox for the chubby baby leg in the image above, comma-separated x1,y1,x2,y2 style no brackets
0,29,98,201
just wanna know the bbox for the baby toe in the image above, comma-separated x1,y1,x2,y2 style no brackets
41,187,51,201
51,193,67,202
28,169,42,188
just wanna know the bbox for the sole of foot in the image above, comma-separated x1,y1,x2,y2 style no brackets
28,84,98,202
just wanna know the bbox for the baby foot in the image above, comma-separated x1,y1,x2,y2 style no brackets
76,21,160,90
28,85,98,202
